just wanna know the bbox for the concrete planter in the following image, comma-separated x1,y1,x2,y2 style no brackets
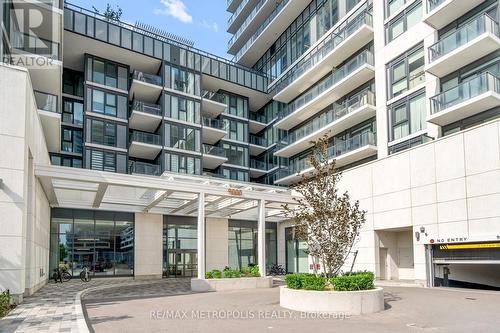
191,276,273,292
280,286,384,315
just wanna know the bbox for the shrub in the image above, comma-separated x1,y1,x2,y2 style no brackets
223,268,241,278
212,270,222,278
330,272,374,291
285,273,325,290
0,291,11,318
285,274,303,289
205,271,213,279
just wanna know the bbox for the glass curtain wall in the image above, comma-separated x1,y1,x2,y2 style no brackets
285,227,309,273
162,217,198,278
49,208,134,277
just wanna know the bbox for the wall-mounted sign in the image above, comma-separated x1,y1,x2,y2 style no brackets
428,235,500,245
227,188,242,196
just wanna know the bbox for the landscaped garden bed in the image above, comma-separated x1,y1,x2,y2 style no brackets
280,272,384,315
191,266,273,292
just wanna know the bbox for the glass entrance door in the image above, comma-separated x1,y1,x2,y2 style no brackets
166,250,197,278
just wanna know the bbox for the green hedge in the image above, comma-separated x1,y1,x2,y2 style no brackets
205,266,260,279
0,291,11,318
284,271,374,291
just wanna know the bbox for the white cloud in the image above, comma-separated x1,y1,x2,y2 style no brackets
199,19,218,32
154,0,192,24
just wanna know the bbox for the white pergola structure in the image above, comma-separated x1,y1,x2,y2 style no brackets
35,164,298,277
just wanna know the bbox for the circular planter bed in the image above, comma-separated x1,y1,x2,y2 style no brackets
280,286,384,315
191,277,273,292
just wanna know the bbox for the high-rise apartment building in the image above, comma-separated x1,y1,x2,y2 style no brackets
0,0,499,302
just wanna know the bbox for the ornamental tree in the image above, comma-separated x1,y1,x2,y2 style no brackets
282,135,366,278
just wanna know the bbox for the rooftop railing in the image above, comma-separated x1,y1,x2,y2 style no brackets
428,14,499,63
430,72,500,115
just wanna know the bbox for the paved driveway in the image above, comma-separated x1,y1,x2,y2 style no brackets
84,285,500,333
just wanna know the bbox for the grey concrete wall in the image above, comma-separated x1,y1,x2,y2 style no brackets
206,218,228,271
134,213,163,279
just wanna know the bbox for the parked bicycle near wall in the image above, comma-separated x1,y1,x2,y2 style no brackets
52,267,72,283
80,266,92,282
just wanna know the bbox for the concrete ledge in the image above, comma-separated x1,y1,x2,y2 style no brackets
280,286,384,315
191,277,273,292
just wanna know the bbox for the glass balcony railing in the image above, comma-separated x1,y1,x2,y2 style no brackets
430,72,500,115
282,131,376,176
132,70,162,86
203,144,227,157
202,90,227,104
427,0,446,12
228,0,266,48
202,117,227,130
129,131,161,145
282,90,375,145
250,159,267,170
271,11,373,93
278,50,375,121
34,91,59,113
250,135,267,147
228,0,250,26
129,161,161,176
249,112,268,123
233,0,290,63
428,14,499,63
131,100,162,116
11,31,60,60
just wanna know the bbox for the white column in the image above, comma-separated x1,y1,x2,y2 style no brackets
257,199,266,277
197,193,206,278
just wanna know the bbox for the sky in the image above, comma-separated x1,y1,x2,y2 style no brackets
68,0,233,59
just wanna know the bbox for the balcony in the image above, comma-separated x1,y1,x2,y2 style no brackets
272,11,373,103
128,100,162,132
227,0,243,13
423,0,486,30
128,131,162,160
202,91,227,117
34,91,61,153
428,72,500,126
249,112,269,134
275,50,375,131
274,131,377,185
129,161,161,176
130,70,163,103
202,144,228,169
227,0,255,34
249,135,267,155
249,159,270,178
275,90,376,158
202,117,227,145
426,14,500,78
233,0,311,66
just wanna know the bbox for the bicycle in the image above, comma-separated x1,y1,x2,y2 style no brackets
52,268,72,283
80,266,92,282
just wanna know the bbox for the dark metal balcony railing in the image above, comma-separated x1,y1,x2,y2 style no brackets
430,72,500,115
129,161,161,176
130,131,161,145
131,100,162,116
282,90,375,145
11,31,60,60
202,144,227,157
202,117,227,130
428,14,499,63
132,70,163,86
278,50,375,121
202,90,227,104
271,11,373,93
34,91,59,113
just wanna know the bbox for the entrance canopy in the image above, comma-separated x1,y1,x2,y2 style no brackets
35,164,298,222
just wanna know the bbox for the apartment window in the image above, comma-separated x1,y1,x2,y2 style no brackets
86,56,128,90
389,91,426,141
225,94,248,118
50,154,82,168
386,0,405,18
165,94,201,124
386,1,422,42
165,123,201,152
164,152,201,175
62,99,83,126
222,168,249,182
87,149,116,172
223,143,248,167
61,127,83,154
87,87,128,119
223,118,248,143
168,66,200,96
443,108,500,136
86,118,127,148
63,69,84,97
387,45,425,99
316,0,339,41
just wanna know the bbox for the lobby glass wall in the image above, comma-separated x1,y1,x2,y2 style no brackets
162,216,197,278
285,227,308,273
228,220,277,271
49,208,134,277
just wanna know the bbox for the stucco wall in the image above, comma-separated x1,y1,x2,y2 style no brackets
134,212,163,278
206,218,228,271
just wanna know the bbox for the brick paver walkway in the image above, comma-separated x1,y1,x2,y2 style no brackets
0,278,192,333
